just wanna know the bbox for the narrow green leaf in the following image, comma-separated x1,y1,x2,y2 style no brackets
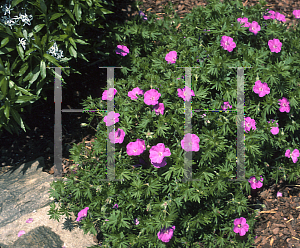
33,24,45,33
0,77,8,97
0,37,9,48
49,13,65,22
74,3,82,22
69,37,76,49
69,45,77,58
29,65,40,84
11,0,24,8
16,45,24,60
65,8,76,23
15,62,29,77
11,107,25,131
86,0,92,7
40,0,47,14
73,38,89,45
4,101,10,120
40,60,46,79
14,85,33,96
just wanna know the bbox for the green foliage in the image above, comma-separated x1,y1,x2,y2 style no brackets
0,0,114,137
48,0,299,247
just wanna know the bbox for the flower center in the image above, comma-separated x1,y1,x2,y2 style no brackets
225,41,229,46
151,97,155,100
282,103,286,106
133,149,137,153
259,87,263,91
158,152,163,156
273,45,277,49
238,224,241,228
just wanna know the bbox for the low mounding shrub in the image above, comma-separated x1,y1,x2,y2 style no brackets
48,0,300,247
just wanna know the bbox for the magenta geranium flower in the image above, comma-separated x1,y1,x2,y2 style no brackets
18,230,26,237
102,88,117,101
177,86,195,102
103,111,120,126
248,176,263,189
157,226,175,243
293,10,300,19
222,101,232,111
220,36,236,52
277,191,282,197
139,11,147,20
153,103,164,115
233,217,249,236
253,80,270,97
144,89,161,105
127,139,146,156
237,17,251,27
181,133,200,152
278,97,290,112
263,10,276,20
268,39,282,53
270,125,279,135
128,87,144,100
275,12,286,22
113,204,118,209
26,218,33,223
76,207,89,222
108,128,125,144
243,117,256,133
115,45,129,56
165,51,177,64
249,21,261,35
149,143,171,164
285,149,300,163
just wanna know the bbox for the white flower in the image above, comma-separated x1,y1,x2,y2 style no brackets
18,38,27,50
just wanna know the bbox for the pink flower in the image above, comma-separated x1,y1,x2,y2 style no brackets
263,10,276,20
243,117,256,133
181,133,200,152
220,36,236,52
249,21,261,35
108,128,125,144
270,125,279,135
149,143,171,164
253,80,270,97
127,139,146,156
177,86,195,102
18,230,26,237
144,89,161,105
76,207,89,222
157,226,175,243
268,39,282,53
278,97,290,113
139,11,147,20
151,156,168,168
222,101,232,111
248,176,263,189
115,45,129,56
277,191,282,197
113,204,118,209
165,51,177,64
233,217,249,236
103,111,120,126
285,149,300,163
237,17,251,27
275,12,286,22
153,103,165,115
128,87,144,100
102,88,117,101
293,10,300,19
26,218,33,223
134,218,139,225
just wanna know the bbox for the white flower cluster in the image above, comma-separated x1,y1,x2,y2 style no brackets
0,0,64,60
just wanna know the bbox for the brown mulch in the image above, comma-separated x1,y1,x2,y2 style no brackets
1,0,300,247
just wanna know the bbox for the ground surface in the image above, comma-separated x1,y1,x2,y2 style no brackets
1,0,300,247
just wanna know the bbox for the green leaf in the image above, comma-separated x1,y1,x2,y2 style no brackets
15,62,29,77
69,37,76,49
29,65,40,84
43,53,61,67
4,101,10,120
49,13,65,22
69,45,77,58
10,107,25,131
40,0,47,14
11,0,24,8
74,3,82,22
40,60,46,79
0,37,9,48
86,0,92,7
73,38,89,45
99,7,114,15
16,45,24,60
33,24,45,33
8,87,15,99
14,85,33,96
0,77,8,97
13,95,36,103
65,8,76,23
